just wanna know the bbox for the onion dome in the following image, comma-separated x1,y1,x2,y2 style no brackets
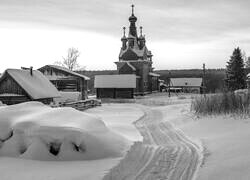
129,5,137,22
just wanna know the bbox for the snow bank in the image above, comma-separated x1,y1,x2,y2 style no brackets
234,88,249,95
0,102,130,161
0,101,6,107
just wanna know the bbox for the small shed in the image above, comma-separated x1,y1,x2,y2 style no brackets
38,65,90,100
149,72,160,92
0,68,60,105
170,78,203,93
94,74,136,98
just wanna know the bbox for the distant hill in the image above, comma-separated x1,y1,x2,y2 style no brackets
155,69,225,79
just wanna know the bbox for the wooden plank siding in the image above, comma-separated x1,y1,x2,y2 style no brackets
97,88,134,99
0,73,27,96
0,96,30,105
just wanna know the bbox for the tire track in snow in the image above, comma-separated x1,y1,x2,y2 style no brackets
103,105,203,180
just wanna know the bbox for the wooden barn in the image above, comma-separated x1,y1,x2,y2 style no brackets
38,65,90,100
169,78,203,93
0,68,60,105
94,74,136,99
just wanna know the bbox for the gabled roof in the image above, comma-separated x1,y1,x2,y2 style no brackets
170,78,202,87
39,65,90,80
119,62,136,71
94,74,136,88
120,48,139,60
0,69,60,99
126,62,136,71
119,46,151,61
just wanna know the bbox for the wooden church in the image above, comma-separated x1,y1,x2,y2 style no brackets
95,5,160,98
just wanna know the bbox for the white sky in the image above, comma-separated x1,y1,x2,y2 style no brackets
0,0,250,72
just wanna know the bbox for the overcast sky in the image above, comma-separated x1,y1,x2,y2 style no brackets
0,0,250,72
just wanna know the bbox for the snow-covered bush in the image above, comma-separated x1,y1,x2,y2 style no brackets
0,101,6,106
234,89,249,95
0,102,129,161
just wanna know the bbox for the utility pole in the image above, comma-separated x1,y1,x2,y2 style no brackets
168,71,171,97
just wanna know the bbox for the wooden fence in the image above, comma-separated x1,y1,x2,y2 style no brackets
58,99,101,111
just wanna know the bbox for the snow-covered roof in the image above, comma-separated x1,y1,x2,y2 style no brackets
170,78,202,87
39,65,90,80
1,69,60,99
119,45,151,60
247,73,250,78
94,74,136,88
149,72,160,77
126,62,136,71
0,93,25,97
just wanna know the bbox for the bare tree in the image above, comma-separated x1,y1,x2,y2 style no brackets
242,50,250,68
245,57,250,68
55,47,82,70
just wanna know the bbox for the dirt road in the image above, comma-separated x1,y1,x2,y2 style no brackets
103,105,203,180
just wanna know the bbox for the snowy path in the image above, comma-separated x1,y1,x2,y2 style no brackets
103,106,203,180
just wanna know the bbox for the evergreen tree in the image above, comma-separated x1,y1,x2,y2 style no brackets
225,47,246,91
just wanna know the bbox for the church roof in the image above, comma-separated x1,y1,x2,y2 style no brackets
126,62,136,71
119,46,151,60
149,72,160,77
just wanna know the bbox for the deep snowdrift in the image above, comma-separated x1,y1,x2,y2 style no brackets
0,102,130,161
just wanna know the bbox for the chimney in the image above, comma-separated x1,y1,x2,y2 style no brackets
30,66,33,76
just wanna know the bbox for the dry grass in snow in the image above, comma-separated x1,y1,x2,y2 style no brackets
191,91,250,115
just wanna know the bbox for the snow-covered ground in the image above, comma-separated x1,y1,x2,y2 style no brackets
103,105,203,180
0,157,120,180
1,93,250,179
177,112,250,180
86,104,144,141
156,94,250,180
0,101,143,180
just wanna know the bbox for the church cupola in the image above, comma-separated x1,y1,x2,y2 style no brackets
121,27,127,50
138,26,146,49
127,34,135,48
128,5,138,38
118,5,153,62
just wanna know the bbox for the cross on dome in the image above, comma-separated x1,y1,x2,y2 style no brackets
140,26,143,36
123,27,126,37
